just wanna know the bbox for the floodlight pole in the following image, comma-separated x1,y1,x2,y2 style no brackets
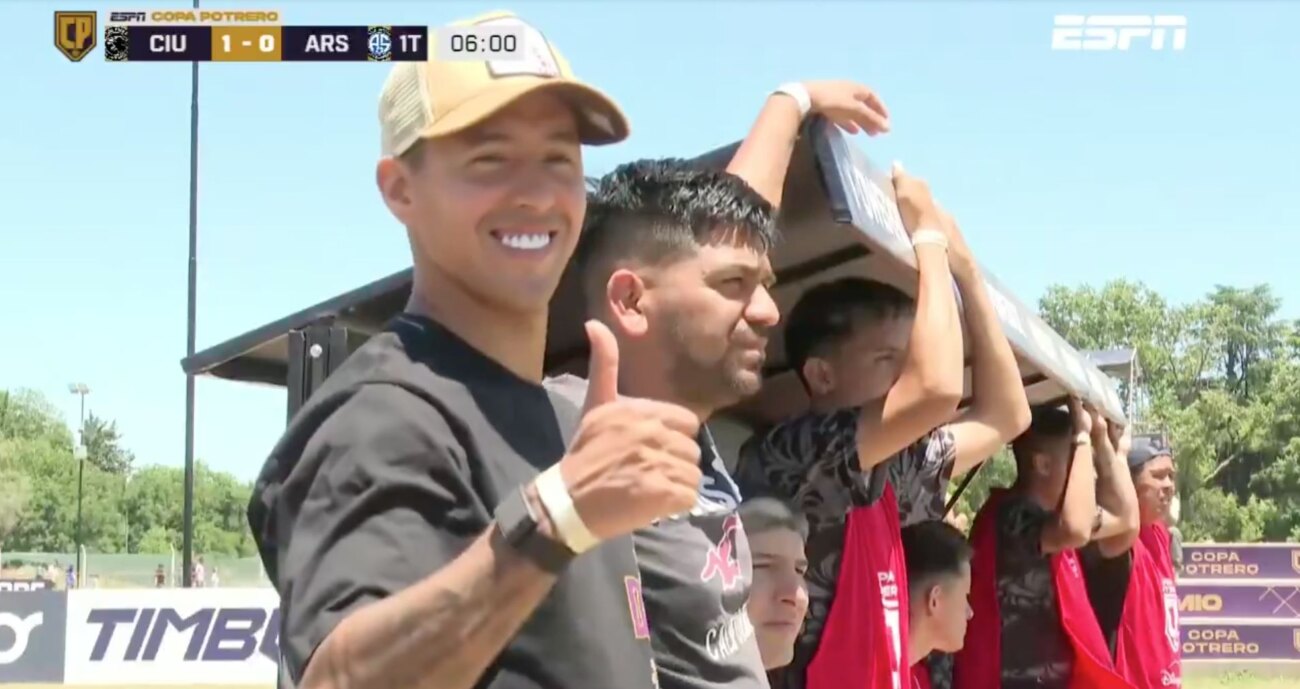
182,0,200,589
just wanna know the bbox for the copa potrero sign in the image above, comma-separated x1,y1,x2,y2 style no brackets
1181,543,1300,580
63,587,280,685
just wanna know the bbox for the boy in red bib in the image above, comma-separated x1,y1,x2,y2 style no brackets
901,521,973,689
1082,436,1181,688
736,180,1029,689
954,402,1138,689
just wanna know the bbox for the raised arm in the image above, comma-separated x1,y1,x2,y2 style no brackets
1041,398,1099,554
1090,414,1141,558
941,217,1032,476
855,169,965,470
727,80,889,207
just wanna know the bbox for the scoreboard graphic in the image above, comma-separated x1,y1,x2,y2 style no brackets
52,9,528,62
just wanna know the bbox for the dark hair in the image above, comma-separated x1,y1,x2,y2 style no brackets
576,158,778,303
738,496,809,541
901,520,973,595
1011,405,1074,473
784,277,914,388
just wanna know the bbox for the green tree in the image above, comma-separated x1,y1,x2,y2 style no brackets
992,281,1300,543
0,388,258,557
81,412,135,475
0,468,30,540
0,389,73,449
122,464,181,553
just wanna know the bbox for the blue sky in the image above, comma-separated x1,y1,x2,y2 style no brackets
2,0,1297,482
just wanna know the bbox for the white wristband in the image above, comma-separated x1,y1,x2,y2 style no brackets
911,228,948,251
773,82,811,118
534,465,600,554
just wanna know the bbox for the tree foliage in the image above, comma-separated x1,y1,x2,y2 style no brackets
82,412,135,475
952,281,1300,543
0,389,256,557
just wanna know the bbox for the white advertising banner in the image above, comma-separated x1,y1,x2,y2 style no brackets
63,588,279,686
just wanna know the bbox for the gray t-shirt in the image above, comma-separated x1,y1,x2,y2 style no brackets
547,375,769,689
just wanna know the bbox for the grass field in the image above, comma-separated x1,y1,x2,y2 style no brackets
1186,675,1296,689
2,676,1295,689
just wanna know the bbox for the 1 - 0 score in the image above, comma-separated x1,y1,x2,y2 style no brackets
222,33,276,52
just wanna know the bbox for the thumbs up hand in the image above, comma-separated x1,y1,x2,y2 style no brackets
550,320,703,543
582,320,621,415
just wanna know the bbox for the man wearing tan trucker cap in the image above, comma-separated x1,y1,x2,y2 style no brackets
249,11,701,689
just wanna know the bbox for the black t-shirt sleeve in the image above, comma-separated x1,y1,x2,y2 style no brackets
279,384,487,683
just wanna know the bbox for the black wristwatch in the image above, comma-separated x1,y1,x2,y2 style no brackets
494,486,576,574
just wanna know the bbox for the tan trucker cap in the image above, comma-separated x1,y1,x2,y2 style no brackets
378,11,630,157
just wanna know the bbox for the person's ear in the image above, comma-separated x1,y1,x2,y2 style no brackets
606,269,649,338
802,356,836,397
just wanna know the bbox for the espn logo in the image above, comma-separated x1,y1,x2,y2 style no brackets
109,11,146,23
1051,15,1187,51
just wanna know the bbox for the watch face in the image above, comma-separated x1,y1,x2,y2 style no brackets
494,487,573,574
497,488,535,542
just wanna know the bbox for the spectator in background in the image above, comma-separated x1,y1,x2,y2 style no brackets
155,564,166,588
738,497,810,677
210,566,221,588
193,556,207,588
902,521,973,689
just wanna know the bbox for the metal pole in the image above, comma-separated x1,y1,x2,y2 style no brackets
75,450,84,587
182,0,200,589
70,385,88,588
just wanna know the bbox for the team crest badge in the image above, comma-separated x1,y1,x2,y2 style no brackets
54,11,97,62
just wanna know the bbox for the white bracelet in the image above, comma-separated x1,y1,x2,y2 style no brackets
533,465,600,554
911,229,948,251
773,82,811,118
